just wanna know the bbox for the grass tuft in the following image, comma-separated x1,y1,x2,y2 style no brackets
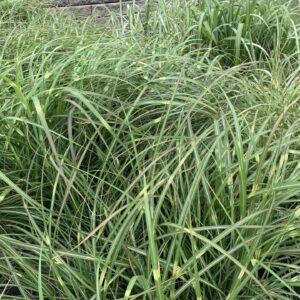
0,0,300,299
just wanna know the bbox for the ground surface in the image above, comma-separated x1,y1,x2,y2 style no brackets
50,0,145,19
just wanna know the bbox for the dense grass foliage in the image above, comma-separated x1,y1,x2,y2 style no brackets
1,0,300,299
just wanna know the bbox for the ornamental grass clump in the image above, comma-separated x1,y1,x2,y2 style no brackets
0,0,300,299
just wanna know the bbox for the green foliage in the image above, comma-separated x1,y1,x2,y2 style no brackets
0,0,300,299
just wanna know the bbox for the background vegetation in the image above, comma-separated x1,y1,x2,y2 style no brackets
0,0,300,299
